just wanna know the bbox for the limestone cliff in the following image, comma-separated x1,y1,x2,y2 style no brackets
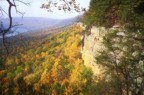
81,26,107,79
81,25,124,79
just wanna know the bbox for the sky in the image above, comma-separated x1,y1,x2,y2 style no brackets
0,0,90,19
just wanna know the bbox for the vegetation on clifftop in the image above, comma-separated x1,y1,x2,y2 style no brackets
83,0,144,95
0,0,144,95
84,0,144,29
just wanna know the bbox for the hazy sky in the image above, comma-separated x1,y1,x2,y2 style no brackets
0,0,90,19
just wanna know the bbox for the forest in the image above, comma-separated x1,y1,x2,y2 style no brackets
0,0,144,95
0,25,96,94
83,0,144,95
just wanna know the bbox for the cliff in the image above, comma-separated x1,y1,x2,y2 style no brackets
81,26,106,78
81,25,121,79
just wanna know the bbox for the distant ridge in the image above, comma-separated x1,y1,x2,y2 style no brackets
0,15,81,37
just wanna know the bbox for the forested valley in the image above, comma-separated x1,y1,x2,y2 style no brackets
0,0,144,95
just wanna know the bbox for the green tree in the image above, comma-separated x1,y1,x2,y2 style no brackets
96,28,144,95
84,0,144,94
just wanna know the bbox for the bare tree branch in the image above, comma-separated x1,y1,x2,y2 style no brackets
0,6,8,16
12,0,30,17
0,0,30,54
14,0,30,5
41,0,86,13
0,0,85,54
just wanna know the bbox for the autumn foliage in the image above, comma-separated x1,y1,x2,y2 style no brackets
0,25,94,95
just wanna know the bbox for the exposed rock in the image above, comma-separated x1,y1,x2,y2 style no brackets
80,24,128,81
81,26,107,79
76,22,86,30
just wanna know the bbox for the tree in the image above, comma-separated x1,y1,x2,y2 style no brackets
96,27,144,95
0,0,86,54
0,0,29,53
83,0,144,95
41,0,86,12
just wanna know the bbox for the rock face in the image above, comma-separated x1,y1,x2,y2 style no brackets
81,26,107,79
80,24,121,79
81,25,126,78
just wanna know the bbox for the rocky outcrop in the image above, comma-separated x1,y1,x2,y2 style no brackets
81,26,107,79
79,22,124,80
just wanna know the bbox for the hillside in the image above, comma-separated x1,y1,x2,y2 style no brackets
0,0,144,95
0,25,97,95
81,0,144,95
0,16,80,37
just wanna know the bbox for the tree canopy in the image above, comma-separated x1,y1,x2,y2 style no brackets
0,0,85,53
83,0,144,95
84,0,144,28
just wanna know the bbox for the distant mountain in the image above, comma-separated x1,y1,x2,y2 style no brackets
0,16,80,37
